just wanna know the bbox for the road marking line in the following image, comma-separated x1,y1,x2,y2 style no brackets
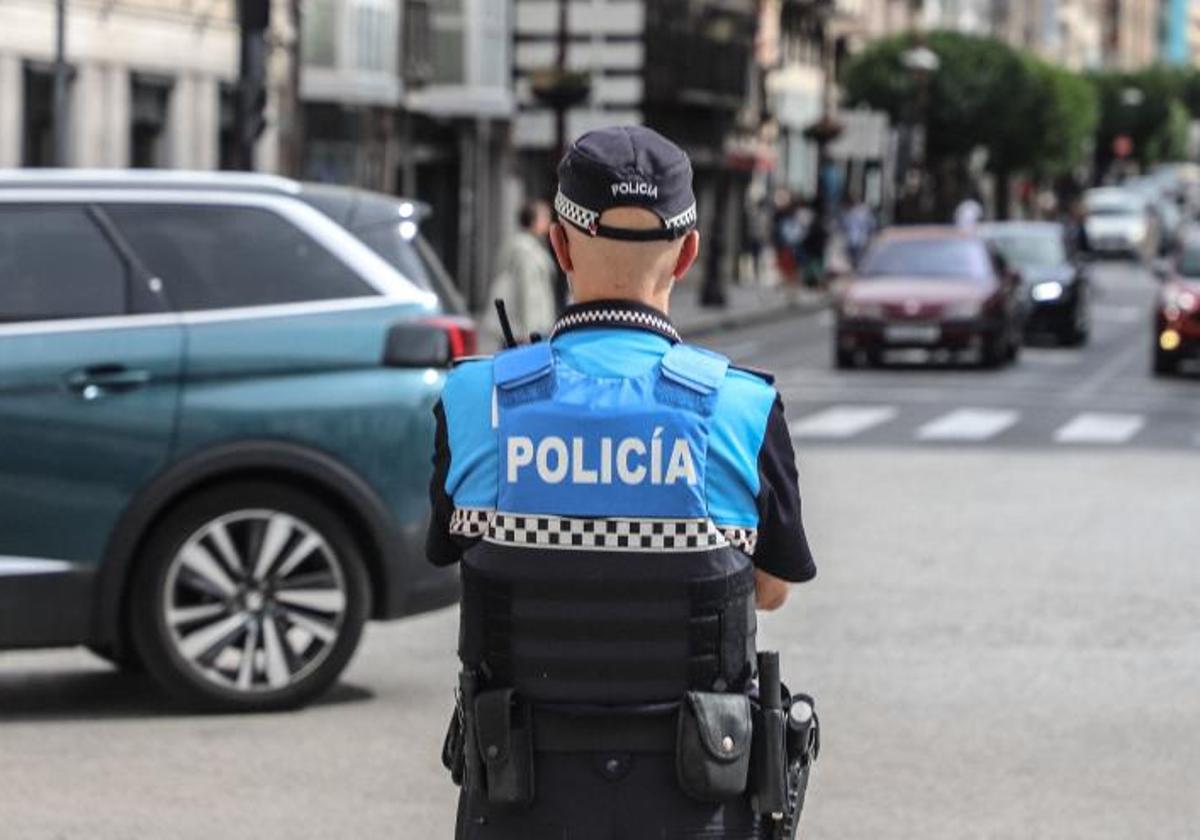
1054,412,1145,444
917,408,1020,441
1067,339,1144,401
789,405,897,439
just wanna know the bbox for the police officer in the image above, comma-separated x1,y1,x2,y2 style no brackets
428,125,817,839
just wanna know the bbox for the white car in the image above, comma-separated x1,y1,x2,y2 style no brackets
1083,187,1157,259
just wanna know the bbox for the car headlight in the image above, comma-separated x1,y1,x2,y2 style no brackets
1031,281,1064,302
943,300,983,319
1163,284,1200,313
841,300,884,319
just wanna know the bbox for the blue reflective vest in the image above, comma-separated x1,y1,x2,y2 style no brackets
441,329,776,703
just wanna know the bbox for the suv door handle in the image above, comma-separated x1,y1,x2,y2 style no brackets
65,365,152,399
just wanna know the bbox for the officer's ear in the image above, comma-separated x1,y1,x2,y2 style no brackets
672,230,700,281
549,222,574,274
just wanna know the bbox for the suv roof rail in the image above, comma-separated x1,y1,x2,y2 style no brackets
0,168,303,194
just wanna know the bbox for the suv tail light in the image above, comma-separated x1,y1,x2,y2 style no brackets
383,316,477,368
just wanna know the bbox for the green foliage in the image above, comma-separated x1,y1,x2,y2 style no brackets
1091,66,1195,169
842,32,1196,182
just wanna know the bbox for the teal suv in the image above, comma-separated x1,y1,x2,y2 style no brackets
0,171,474,711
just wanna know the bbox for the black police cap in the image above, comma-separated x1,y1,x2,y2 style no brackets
554,125,697,242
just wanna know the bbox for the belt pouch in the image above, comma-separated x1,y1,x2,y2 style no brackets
676,691,752,802
474,688,535,807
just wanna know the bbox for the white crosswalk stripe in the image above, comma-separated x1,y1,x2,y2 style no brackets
1053,412,1145,444
789,405,898,439
917,409,1020,442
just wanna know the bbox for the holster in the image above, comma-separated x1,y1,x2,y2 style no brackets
473,688,535,807
442,670,485,793
675,691,753,802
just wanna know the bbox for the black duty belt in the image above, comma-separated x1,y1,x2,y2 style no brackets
532,705,677,753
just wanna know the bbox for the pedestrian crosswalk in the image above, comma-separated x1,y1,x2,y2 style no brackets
787,406,896,439
788,403,1188,447
915,409,1019,442
1052,412,1145,444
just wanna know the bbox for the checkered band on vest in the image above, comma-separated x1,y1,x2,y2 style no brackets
449,507,491,538
485,512,728,552
719,527,758,556
550,308,681,341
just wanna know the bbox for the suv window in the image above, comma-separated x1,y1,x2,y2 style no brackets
105,204,377,312
0,205,127,322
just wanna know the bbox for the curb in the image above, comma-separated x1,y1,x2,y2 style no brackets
677,293,832,339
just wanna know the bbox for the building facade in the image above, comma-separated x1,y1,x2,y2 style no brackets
513,0,762,296
299,0,516,306
1099,0,1160,69
1159,0,1191,65
0,0,287,171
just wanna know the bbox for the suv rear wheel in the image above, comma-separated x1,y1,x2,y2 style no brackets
130,481,370,712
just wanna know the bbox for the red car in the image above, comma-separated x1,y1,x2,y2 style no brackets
834,227,1025,369
1153,234,1200,376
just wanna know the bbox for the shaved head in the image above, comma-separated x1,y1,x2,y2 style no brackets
549,207,700,312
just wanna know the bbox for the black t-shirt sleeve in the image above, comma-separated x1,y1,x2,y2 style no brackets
752,395,817,583
425,400,463,567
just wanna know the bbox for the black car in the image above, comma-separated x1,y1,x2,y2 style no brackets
981,222,1090,346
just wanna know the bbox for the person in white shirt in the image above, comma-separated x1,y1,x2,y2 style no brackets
488,200,558,343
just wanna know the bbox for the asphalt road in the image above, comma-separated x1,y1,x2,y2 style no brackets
2,259,1199,839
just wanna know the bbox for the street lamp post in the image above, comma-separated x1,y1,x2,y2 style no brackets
804,0,841,227
897,43,939,222
53,0,68,166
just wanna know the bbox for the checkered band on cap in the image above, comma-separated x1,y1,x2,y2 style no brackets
554,190,599,232
485,512,729,553
664,203,697,231
449,507,492,539
550,307,681,341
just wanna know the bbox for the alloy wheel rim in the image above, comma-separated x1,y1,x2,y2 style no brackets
162,509,347,694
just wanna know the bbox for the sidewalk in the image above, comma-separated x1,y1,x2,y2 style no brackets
671,282,830,339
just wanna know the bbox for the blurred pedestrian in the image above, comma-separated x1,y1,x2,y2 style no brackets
954,193,983,230
840,195,875,268
488,199,557,343
744,193,773,285
773,191,802,285
800,204,828,288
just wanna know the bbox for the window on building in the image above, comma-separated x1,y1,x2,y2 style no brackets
403,0,434,86
477,0,509,88
104,205,377,312
130,74,173,169
21,63,71,167
303,0,339,67
0,206,127,322
431,0,466,84
353,0,396,72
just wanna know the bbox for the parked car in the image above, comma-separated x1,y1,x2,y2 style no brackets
0,170,474,711
1152,229,1200,376
981,221,1091,346
1125,176,1184,255
1083,187,1157,259
834,227,1024,368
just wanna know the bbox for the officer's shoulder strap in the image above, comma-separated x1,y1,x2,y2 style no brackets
492,341,554,390
729,364,776,386
659,343,730,395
